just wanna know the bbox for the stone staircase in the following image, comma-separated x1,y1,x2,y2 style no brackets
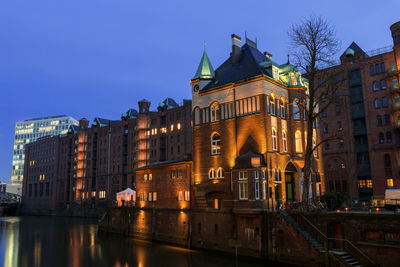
279,210,365,267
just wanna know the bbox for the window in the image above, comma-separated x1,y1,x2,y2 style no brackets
335,105,341,115
370,65,374,75
337,121,342,131
217,168,224,179
380,80,387,90
171,170,176,178
384,154,392,169
381,63,385,72
184,191,190,201
177,123,181,130
262,181,267,200
373,81,379,91
379,132,384,144
272,127,278,151
382,97,388,108
254,182,259,200
321,94,326,102
148,192,152,201
210,102,220,122
209,169,216,179
313,137,317,157
359,179,372,188
99,190,106,199
374,98,380,108
211,133,221,155
375,64,380,74
387,179,394,188
282,130,287,152
384,114,390,125
377,115,382,126
194,107,200,125
239,171,248,180
152,192,157,201
293,100,300,120
295,130,302,153
270,96,276,115
178,191,183,201
324,142,330,150
254,170,259,180
322,110,327,118
393,78,399,89
323,123,328,133
214,199,219,209
387,132,392,143
280,102,285,119
239,182,248,200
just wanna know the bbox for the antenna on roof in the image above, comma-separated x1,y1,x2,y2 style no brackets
245,31,247,40
287,54,290,64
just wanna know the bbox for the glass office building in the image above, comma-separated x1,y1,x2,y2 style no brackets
11,115,78,183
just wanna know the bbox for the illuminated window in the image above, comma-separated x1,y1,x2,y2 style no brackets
214,198,219,209
170,124,174,131
295,130,302,153
99,190,106,199
262,181,267,200
282,130,287,152
211,133,221,155
280,102,285,119
161,127,167,133
149,173,152,181
210,102,220,122
272,127,278,150
239,182,248,200
148,192,153,201
293,100,300,120
91,191,96,197
184,191,190,201
359,179,372,188
178,191,183,201
238,171,248,180
387,179,394,188
177,123,181,130
209,168,216,179
217,168,224,179
171,170,177,178
153,192,157,201
144,174,148,181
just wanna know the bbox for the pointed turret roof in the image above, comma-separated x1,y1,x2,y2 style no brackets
194,49,215,79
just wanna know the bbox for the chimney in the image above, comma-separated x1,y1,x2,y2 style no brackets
264,52,273,60
231,34,242,64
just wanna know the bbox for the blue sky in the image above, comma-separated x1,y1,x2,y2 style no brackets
0,0,399,181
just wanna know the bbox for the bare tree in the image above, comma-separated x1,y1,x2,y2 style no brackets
287,15,342,202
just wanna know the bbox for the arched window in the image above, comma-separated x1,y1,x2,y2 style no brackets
386,131,392,143
194,107,200,125
373,81,379,91
211,133,221,155
312,137,317,157
217,168,224,178
379,132,384,144
282,130,287,152
293,100,300,120
295,130,302,153
209,168,216,179
384,154,391,169
210,102,220,122
272,127,278,150
374,98,380,108
270,95,276,115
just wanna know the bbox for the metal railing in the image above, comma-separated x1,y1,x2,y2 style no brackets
295,213,377,266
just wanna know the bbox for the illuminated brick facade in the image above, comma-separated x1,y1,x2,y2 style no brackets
191,35,324,211
317,21,400,203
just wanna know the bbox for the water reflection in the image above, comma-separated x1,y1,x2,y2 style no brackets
0,217,271,267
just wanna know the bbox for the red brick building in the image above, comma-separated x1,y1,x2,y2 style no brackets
317,21,400,203
191,34,324,212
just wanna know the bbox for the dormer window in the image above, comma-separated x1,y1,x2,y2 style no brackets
272,66,279,80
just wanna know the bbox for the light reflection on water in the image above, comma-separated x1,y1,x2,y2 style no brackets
0,216,271,267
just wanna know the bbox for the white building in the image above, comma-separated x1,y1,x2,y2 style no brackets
11,115,78,183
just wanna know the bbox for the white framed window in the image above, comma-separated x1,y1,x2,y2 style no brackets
217,167,224,179
254,170,259,180
184,191,190,201
293,100,300,120
178,191,183,201
239,171,248,180
295,130,302,153
211,133,221,155
270,96,276,115
255,182,259,200
211,102,220,122
239,182,248,200
209,168,216,179
272,127,278,150
282,130,287,152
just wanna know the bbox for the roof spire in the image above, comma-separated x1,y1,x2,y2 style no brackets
193,44,215,79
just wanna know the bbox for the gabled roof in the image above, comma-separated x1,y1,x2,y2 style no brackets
93,117,120,127
201,43,285,91
341,42,365,57
158,97,179,109
122,108,138,119
194,49,215,79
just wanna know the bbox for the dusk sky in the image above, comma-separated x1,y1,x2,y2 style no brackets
0,0,399,181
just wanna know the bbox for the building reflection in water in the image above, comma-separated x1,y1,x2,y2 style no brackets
0,217,268,267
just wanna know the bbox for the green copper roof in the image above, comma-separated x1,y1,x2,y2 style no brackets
194,49,215,79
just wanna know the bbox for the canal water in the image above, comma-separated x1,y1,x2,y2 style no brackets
0,216,276,267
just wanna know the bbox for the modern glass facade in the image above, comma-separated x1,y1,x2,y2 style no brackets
11,115,78,183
